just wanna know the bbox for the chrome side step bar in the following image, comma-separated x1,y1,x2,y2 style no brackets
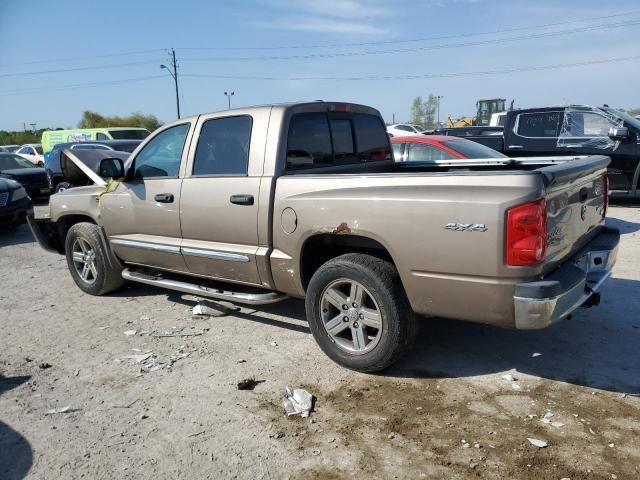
121,268,288,305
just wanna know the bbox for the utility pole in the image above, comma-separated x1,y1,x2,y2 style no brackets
30,123,37,133
435,96,443,126
224,91,235,110
160,48,181,119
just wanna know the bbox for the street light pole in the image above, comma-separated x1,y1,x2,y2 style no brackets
160,48,180,119
435,95,443,126
224,91,235,110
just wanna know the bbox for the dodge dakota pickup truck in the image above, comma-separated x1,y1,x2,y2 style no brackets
29,102,619,372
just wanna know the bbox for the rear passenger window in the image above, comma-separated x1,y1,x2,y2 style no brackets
96,133,109,140
287,113,333,169
193,116,252,176
516,112,562,138
286,112,391,171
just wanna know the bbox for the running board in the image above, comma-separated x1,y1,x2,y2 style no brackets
121,268,288,305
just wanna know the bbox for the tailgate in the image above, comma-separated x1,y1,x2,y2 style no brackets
539,156,609,269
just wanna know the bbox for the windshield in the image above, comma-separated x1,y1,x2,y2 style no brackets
108,129,150,140
0,154,34,170
442,138,507,159
606,108,640,130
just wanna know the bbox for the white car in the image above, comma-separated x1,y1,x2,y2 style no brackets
386,124,426,137
15,144,44,166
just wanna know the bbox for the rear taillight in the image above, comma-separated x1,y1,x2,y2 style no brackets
603,175,609,218
506,199,547,266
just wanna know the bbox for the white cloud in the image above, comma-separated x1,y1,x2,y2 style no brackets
257,0,393,35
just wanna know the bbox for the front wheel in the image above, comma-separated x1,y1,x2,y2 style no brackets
65,222,123,295
305,253,417,372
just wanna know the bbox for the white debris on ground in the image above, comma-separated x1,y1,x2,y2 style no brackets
527,438,548,448
283,386,314,417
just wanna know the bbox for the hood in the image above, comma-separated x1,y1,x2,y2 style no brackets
60,149,129,187
0,177,22,193
0,168,47,179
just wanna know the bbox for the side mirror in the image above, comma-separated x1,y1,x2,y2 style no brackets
99,157,125,178
608,127,629,140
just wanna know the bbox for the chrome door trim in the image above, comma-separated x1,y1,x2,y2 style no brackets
110,238,181,254
181,246,250,263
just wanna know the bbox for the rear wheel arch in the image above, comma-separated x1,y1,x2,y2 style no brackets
299,233,400,290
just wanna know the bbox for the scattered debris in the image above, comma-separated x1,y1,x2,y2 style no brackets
123,353,152,364
269,432,285,439
124,330,137,336
311,449,321,456
97,326,110,330
283,386,314,417
113,399,140,409
192,302,236,317
73,369,80,377
387,433,396,439
237,359,247,364
150,329,204,338
551,421,564,428
45,406,73,415
188,431,206,438
237,378,259,390
527,438,548,448
501,374,516,382
608,443,615,448
270,341,278,347
39,362,52,370
531,352,543,357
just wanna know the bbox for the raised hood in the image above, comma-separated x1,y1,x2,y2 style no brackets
60,149,130,187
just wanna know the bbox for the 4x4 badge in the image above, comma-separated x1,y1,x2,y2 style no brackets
445,223,488,232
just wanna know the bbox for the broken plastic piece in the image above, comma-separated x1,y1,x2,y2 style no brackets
283,386,314,417
527,438,548,448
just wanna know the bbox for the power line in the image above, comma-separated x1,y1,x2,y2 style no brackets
0,59,162,79
0,75,165,97
179,19,640,62
0,49,166,69
180,55,640,81
177,9,640,51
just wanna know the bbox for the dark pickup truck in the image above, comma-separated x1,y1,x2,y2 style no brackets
434,105,640,198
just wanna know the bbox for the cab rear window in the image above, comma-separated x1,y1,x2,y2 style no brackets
286,112,390,171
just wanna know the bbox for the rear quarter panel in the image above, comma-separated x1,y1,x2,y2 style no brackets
271,172,547,326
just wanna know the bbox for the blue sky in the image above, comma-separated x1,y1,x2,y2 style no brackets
1,0,639,131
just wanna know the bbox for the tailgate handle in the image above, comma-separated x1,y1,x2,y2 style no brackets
154,193,174,203
579,187,589,201
230,194,254,206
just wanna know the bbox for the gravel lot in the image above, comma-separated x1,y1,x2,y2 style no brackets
1,204,639,480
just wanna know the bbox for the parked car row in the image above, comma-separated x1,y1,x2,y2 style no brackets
431,104,640,198
0,129,146,208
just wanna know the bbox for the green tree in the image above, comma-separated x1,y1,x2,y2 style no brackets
78,111,162,131
409,94,438,129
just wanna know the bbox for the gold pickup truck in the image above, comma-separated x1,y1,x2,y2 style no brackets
29,102,619,372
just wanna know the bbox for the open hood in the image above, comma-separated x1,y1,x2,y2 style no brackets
60,149,130,187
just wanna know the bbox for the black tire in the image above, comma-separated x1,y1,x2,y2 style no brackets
55,182,73,193
65,222,123,295
305,253,417,372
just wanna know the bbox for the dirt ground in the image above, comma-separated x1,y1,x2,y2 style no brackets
1,204,639,480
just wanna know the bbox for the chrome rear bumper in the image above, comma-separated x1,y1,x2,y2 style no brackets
513,227,619,330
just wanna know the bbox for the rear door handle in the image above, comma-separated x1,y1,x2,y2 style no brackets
154,193,174,203
230,194,254,206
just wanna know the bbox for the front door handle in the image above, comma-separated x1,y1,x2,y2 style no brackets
154,193,174,203
230,194,254,206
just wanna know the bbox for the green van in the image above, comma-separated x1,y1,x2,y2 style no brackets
41,127,150,155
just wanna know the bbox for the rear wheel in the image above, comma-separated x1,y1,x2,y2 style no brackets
305,253,417,372
65,222,123,295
